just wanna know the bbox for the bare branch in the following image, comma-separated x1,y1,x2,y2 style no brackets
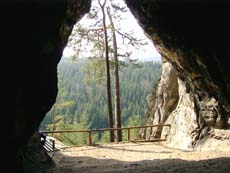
98,0,107,8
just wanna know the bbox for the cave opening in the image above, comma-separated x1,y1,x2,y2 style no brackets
39,0,162,146
19,1,229,172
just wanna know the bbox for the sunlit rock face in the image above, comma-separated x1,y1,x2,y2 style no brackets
162,78,201,149
140,59,209,149
126,0,230,149
140,58,179,140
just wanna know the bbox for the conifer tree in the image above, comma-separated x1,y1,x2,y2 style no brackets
66,0,149,142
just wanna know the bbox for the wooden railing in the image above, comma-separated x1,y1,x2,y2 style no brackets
40,124,170,146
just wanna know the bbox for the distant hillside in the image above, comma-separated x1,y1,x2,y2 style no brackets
40,58,161,144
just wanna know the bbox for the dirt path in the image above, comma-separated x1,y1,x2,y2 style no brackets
48,142,230,173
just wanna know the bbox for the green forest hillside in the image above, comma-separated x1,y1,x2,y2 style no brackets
40,58,161,144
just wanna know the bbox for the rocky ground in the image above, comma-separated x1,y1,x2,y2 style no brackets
45,140,230,173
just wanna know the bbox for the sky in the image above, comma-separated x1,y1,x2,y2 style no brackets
62,0,161,62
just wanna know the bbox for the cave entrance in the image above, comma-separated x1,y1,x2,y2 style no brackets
40,0,162,146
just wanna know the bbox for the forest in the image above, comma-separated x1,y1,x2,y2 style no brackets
40,58,161,145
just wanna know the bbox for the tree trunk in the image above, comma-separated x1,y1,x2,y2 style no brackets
107,8,122,142
99,0,114,142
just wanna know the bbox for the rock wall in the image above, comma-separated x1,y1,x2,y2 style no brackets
142,57,230,150
1,1,91,172
140,58,203,149
140,58,179,140
126,0,230,149
162,78,203,149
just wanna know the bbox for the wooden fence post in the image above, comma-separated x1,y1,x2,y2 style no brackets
127,128,130,141
88,131,92,145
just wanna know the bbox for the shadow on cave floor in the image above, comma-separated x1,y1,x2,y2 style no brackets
40,142,230,173
47,156,230,173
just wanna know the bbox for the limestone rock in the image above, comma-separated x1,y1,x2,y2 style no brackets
140,58,179,140
127,0,230,150
162,78,199,149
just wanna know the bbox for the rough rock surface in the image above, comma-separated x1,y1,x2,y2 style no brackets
162,78,202,149
140,58,179,140
141,58,204,149
22,131,55,173
1,1,91,172
125,0,230,149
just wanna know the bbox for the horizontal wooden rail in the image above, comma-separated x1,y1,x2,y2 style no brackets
40,124,171,134
40,124,171,146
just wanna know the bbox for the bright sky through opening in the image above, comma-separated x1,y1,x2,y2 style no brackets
63,0,161,62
